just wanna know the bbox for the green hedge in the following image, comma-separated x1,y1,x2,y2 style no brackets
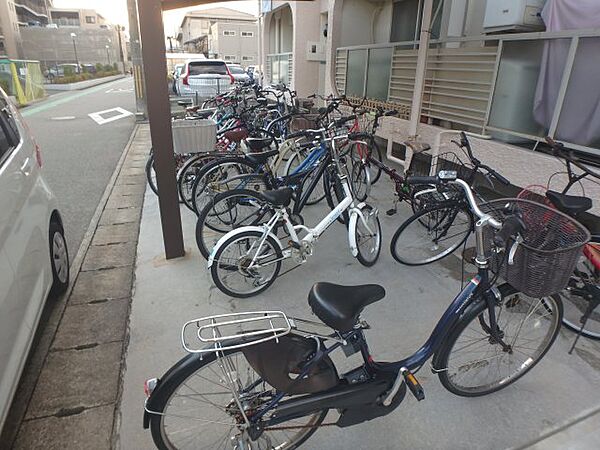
51,70,120,85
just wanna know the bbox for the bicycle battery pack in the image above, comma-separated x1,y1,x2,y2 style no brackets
243,334,339,395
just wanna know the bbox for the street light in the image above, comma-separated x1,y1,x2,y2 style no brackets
106,45,111,64
70,32,80,73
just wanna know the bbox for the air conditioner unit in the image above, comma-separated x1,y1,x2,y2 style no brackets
484,0,546,33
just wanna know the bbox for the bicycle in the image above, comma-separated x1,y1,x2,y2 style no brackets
518,137,600,345
143,171,588,449
207,131,382,298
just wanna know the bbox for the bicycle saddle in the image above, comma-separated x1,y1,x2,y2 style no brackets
262,187,294,207
223,129,249,143
245,149,278,165
546,190,592,216
246,137,274,152
308,282,385,332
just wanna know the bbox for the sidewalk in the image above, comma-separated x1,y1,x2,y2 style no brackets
116,129,600,449
7,125,149,449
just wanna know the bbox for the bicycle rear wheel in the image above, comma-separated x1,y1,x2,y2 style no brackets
349,140,382,184
177,153,215,211
434,290,562,396
148,350,327,450
559,249,600,340
196,190,273,260
390,203,473,266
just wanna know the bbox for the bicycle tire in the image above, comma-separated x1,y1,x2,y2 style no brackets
211,230,283,298
177,153,215,211
390,203,473,266
148,350,328,450
353,205,381,266
350,139,383,184
196,189,273,260
323,168,350,226
434,290,562,397
145,152,158,196
190,156,261,214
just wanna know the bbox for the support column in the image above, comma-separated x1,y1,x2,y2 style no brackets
137,0,185,259
127,0,147,120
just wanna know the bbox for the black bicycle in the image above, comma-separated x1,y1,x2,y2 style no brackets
143,171,588,449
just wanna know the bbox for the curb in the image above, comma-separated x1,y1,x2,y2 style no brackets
45,75,127,91
1,124,141,449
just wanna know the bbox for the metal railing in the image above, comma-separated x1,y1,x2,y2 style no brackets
336,28,600,156
266,52,293,86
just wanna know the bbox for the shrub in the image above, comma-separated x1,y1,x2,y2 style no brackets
96,63,104,72
103,64,112,72
0,78,10,94
63,65,75,76
113,62,119,71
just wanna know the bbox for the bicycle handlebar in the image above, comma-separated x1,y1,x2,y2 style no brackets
493,215,526,248
545,136,600,181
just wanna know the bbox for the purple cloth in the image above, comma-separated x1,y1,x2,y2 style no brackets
533,0,600,146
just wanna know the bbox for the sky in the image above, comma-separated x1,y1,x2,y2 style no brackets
52,1,258,37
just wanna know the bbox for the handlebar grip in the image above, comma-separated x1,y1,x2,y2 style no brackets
406,175,439,185
493,215,526,248
348,132,371,141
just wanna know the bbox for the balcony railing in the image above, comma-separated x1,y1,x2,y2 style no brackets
266,52,293,87
336,29,600,156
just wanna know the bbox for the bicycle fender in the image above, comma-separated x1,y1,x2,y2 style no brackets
347,203,369,257
207,226,283,268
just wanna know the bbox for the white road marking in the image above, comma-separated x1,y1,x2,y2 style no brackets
88,107,134,125
51,116,76,121
106,87,134,93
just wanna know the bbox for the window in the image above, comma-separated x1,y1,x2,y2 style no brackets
188,61,229,76
390,0,442,42
223,30,236,37
0,99,19,164
241,31,254,37
85,16,96,24
242,56,254,61
224,55,237,61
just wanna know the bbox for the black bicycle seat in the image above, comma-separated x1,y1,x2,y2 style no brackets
308,282,385,332
546,190,592,216
262,187,294,207
245,149,278,165
246,137,274,152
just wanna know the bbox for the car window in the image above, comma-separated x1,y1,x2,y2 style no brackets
188,62,228,76
228,66,245,74
0,97,19,165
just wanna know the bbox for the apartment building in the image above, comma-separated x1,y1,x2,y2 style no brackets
259,0,599,202
0,0,52,58
177,7,258,63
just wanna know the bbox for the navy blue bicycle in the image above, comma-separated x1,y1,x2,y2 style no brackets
144,171,589,449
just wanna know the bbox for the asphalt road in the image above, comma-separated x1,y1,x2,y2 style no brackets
21,77,137,257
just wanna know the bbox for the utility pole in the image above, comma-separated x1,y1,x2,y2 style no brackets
116,25,126,73
127,0,147,120
70,33,80,72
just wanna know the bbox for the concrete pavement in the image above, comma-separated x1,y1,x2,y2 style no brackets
117,131,600,448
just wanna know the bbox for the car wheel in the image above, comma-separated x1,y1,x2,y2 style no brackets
49,220,69,297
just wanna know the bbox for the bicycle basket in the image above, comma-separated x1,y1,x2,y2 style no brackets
289,114,320,132
410,151,475,182
483,198,590,298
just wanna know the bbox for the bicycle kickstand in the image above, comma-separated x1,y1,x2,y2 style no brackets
568,294,600,354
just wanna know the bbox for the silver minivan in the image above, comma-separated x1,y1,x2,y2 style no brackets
176,59,235,99
0,88,69,429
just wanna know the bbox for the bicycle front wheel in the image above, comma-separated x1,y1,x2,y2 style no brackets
353,205,381,266
211,230,283,298
148,350,327,450
390,203,473,266
435,290,562,396
177,153,215,211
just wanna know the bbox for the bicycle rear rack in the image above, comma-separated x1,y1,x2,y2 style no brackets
181,311,293,354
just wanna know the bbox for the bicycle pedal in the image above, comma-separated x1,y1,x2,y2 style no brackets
401,368,425,401
386,208,397,216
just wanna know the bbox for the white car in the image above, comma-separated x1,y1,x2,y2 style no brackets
176,59,235,99
0,87,69,429
226,64,250,83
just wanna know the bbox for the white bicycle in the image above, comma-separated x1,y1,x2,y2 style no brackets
208,132,382,298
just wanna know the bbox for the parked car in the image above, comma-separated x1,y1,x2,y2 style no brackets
175,59,235,99
45,63,80,79
0,87,69,430
227,64,251,83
